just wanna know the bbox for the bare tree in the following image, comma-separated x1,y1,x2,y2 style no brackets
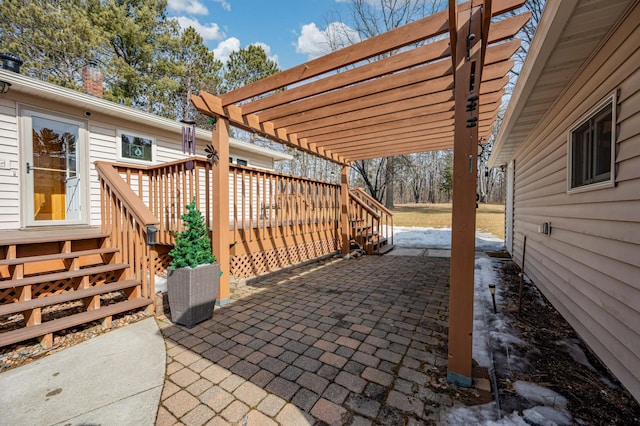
324,1,446,206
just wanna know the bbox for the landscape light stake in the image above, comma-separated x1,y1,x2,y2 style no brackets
518,236,528,317
489,283,497,313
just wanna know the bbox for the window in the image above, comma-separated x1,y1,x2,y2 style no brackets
117,130,155,163
568,96,615,191
229,156,248,166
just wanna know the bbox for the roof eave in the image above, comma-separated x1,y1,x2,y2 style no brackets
0,69,292,162
488,0,579,168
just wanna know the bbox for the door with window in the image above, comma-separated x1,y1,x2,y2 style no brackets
23,110,87,226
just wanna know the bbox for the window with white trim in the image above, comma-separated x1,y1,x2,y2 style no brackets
117,130,155,163
568,96,615,191
229,156,248,166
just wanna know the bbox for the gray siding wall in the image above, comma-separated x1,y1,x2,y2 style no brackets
509,14,640,401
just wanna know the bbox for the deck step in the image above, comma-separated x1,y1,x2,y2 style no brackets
0,279,140,317
0,230,109,246
0,263,130,290
376,244,395,255
0,297,152,347
0,247,119,266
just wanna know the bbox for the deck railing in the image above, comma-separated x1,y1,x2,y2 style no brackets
111,158,214,245
228,165,341,277
229,165,341,254
95,162,159,299
102,158,342,278
349,188,394,254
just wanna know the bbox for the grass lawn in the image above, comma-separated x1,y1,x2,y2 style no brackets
391,203,505,240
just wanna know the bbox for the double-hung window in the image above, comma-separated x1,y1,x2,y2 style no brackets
568,96,615,192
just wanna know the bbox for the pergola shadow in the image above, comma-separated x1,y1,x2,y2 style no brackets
156,255,488,424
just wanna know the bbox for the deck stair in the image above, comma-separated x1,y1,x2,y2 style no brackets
0,230,152,348
349,188,395,255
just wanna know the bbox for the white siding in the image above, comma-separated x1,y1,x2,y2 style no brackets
0,95,279,228
0,99,20,229
510,13,640,401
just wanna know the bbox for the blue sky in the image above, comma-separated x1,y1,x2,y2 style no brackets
166,0,353,71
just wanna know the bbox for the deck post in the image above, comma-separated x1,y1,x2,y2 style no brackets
340,165,350,254
212,115,231,306
447,3,482,387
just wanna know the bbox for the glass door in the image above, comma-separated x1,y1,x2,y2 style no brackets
23,110,87,226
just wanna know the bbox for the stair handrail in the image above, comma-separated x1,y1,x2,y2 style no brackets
349,192,381,219
350,188,394,216
95,162,160,229
96,161,159,301
349,188,394,253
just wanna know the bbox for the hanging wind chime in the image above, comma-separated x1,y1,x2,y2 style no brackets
180,118,197,155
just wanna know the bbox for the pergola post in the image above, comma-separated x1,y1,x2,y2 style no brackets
447,4,483,387
340,166,350,254
212,115,231,306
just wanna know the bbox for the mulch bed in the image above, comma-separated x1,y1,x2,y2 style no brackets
494,259,640,425
0,293,150,373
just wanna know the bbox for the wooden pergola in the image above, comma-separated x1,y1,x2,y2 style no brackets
192,0,528,387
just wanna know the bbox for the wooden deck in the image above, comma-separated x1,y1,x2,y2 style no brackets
0,227,105,246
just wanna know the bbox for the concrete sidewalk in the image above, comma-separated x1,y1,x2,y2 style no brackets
0,317,165,426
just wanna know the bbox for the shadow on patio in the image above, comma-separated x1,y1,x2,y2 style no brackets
155,254,484,425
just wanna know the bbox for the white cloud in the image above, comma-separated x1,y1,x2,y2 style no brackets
213,37,241,63
251,42,279,67
296,22,360,60
175,16,224,41
296,23,330,60
215,0,231,12
167,0,208,15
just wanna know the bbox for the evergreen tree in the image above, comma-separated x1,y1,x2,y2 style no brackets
94,0,179,110
171,27,223,122
223,45,280,94
0,0,108,89
169,200,216,269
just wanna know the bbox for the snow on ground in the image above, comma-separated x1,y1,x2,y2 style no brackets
400,227,576,426
441,257,574,425
393,226,504,252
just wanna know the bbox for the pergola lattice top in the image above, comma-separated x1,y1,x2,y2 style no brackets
192,0,529,165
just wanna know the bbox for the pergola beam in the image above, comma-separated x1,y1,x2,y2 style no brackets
270,79,454,129
220,9,451,106
447,1,484,388
313,91,503,149
220,0,525,107
261,70,453,124
242,38,452,115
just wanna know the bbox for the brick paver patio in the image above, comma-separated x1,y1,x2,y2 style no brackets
156,254,459,425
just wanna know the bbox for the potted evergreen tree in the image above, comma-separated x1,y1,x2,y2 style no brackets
167,199,220,328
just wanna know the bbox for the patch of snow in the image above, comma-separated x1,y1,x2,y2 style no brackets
555,340,596,372
599,376,619,389
393,226,504,251
513,381,568,409
473,257,497,368
490,331,526,346
440,402,529,425
523,405,573,426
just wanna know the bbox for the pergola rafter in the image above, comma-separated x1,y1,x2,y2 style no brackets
192,0,528,387
191,6,526,164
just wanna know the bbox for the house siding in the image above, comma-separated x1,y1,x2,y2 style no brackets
0,99,20,230
0,94,282,229
509,11,640,401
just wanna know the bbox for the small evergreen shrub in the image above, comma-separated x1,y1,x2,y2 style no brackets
169,199,216,269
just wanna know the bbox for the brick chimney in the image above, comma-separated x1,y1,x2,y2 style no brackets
82,60,103,98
